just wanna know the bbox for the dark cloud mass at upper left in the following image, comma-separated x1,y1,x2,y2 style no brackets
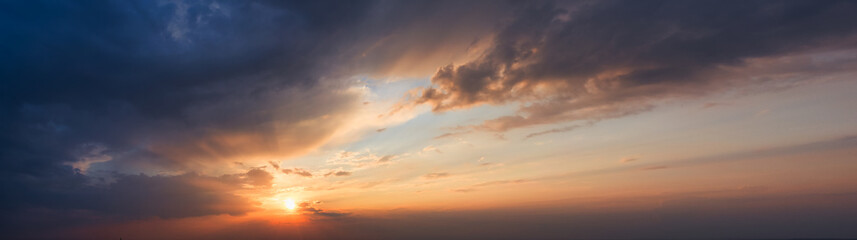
0,0,376,234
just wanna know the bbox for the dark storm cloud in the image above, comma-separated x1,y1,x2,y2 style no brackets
402,0,857,134
0,0,495,232
0,0,359,176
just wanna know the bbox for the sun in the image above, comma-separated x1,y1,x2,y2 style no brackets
285,198,297,210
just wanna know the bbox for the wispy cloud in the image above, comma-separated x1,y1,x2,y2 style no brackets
452,179,529,193
282,168,313,177
325,171,352,177
423,172,450,180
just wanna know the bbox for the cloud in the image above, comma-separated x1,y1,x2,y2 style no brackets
0,0,383,178
325,171,352,177
241,168,274,187
433,130,473,140
421,145,442,154
452,179,528,192
327,151,397,168
281,168,313,177
377,155,395,163
92,172,263,219
267,161,280,170
298,201,351,218
620,157,639,163
640,165,669,171
525,124,585,139
423,172,451,179
398,1,857,135
536,135,857,182
0,169,267,224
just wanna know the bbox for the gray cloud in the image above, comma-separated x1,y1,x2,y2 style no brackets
324,171,352,177
377,155,395,163
267,161,280,170
282,168,313,177
298,201,351,218
402,1,857,135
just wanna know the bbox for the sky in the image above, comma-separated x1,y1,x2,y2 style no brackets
2,0,857,239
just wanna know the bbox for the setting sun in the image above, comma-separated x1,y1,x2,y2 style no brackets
285,199,297,210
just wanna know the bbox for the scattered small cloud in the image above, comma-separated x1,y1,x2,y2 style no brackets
298,201,351,218
376,128,387,132
476,156,503,167
423,172,450,179
434,131,472,139
525,124,585,139
421,145,442,154
325,171,352,177
620,157,639,163
472,179,528,187
453,179,529,193
282,168,313,177
479,162,503,167
327,151,397,168
268,161,280,170
451,188,475,193
377,155,394,163
640,165,669,171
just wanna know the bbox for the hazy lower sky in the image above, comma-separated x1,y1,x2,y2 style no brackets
2,1,857,239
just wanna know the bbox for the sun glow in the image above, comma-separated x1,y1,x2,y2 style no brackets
285,198,297,210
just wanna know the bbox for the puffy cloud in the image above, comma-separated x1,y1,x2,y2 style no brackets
242,168,274,187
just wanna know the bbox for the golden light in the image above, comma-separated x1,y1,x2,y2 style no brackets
285,198,297,210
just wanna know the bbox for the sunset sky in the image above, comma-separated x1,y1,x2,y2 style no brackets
2,0,857,239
